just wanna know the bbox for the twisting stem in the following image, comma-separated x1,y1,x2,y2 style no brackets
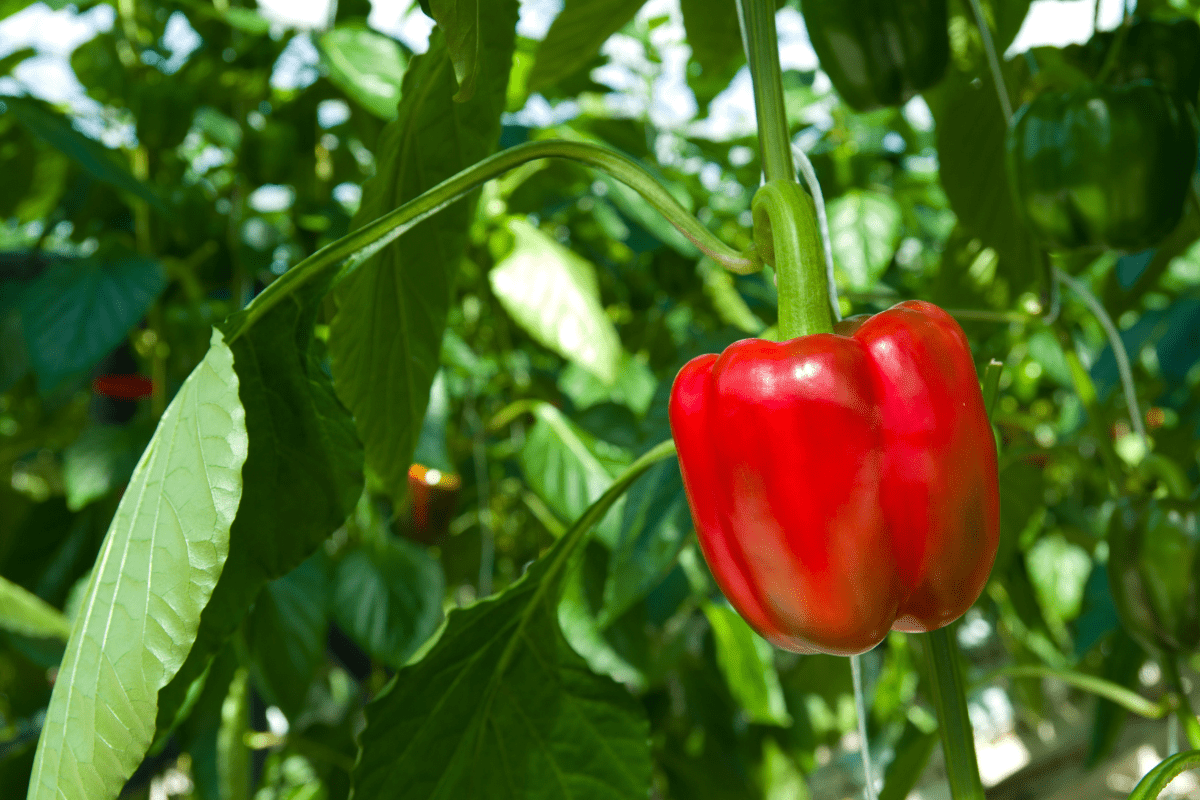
1053,267,1146,440
791,143,841,321
225,140,758,343
967,0,1013,122
924,626,985,800
736,0,794,184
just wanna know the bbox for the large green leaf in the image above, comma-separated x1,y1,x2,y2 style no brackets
703,603,791,726
429,0,481,102
490,218,622,385
680,0,745,106
351,447,667,800
246,555,329,717
318,25,408,120
827,189,902,292
329,1,517,504
155,272,364,736
2,96,164,212
529,0,646,93
18,254,165,393
520,402,630,547
0,575,72,641
331,538,444,669
27,329,247,800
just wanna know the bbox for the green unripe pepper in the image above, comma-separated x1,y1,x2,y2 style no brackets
799,0,949,111
1069,17,1200,106
1006,81,1198,251
1108,499,1200,655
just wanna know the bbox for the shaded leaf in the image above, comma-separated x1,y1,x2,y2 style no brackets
703,603,791,726
530,0,646,93
28,329,247,800
61,425,145,512
330,3,518,504
429,0,481,102
0,575,72,641
680,0,744,106
331,538,444,669
491,218,622,385
878,720,938,800
247,556,329,717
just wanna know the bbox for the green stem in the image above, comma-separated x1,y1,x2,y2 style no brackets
1163,654,1200,751
225,140,757,343
966,0,1013,121
737,0,793,183
752,181,833,339
980,665,1169,719
923,626,985,800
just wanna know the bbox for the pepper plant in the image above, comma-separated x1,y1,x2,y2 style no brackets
3,0,1200,799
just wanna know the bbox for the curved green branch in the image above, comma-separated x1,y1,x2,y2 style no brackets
980,664,1169,719
226,140,758,343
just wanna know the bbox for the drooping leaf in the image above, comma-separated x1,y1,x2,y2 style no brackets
351,446,668,800
703,603,792,726
318,24,408,120
331,538,444,669
156,271,363,737
27,329,247,800
520,402,630,547
490,218,622,385
247,555,330,717
2,96,164,212
329,2,518,504
0,575,72,641
429,0,481,102
827,189,902,292
529,0,646,93
18,254,165,394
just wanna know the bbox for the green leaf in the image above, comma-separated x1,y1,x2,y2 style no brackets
878,720,938,800
247,556,329,717
18,254,165,394
1026,533,1092,636
529,0,646,93
827,189,902,292
600,457,689,626
558,352,657,416
491,218,622,385
0,575,72,641
761,738,810,800
318,25,408,120
156,269,363,737
351,444,673,800
698,256,765,334
2,96,164,212
930,68,1036,288
520,402,630,547
61,425,145,512
27,329,248,800
1127,750,1200,800
703,603,792,726
331,538,445,669
680,0,744,106
216,669,251,800
429,0,481,102
329,2,518,504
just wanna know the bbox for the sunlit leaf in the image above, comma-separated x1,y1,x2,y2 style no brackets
703,603,791,726
319,25,408,119
0,575,72,641
827,189,902,291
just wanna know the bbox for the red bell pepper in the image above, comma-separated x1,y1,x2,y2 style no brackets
669,300,999,655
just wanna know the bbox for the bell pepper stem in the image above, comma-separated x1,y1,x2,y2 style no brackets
791,143,843,322
737,0,793,184
923,625,986,800
1163,654,1200,751
752,182,834,339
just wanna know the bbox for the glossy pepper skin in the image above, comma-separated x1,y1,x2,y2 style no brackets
670,301,999,655
1006,81,1199,251
800,0,949,111
1108,499,1200,655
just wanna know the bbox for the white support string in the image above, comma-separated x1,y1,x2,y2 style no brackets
792,141,842,322
851,653,879,800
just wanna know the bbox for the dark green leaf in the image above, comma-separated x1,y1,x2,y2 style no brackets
156,271,364,736
18,254,165,394
329,1,518,504
2,96,164,212
680,0,744,106
878,720,938,800
331,538,444,669
247,556,330,717
529,0,646,93
429,0,481,102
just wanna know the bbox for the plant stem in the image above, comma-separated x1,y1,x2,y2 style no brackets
226,140,757,343
736,0,793,184
1163,654,1200,751
752,181,833,339
980,664,1170,719
791,143,842,322
923,626,985,800
966,0,1013,121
